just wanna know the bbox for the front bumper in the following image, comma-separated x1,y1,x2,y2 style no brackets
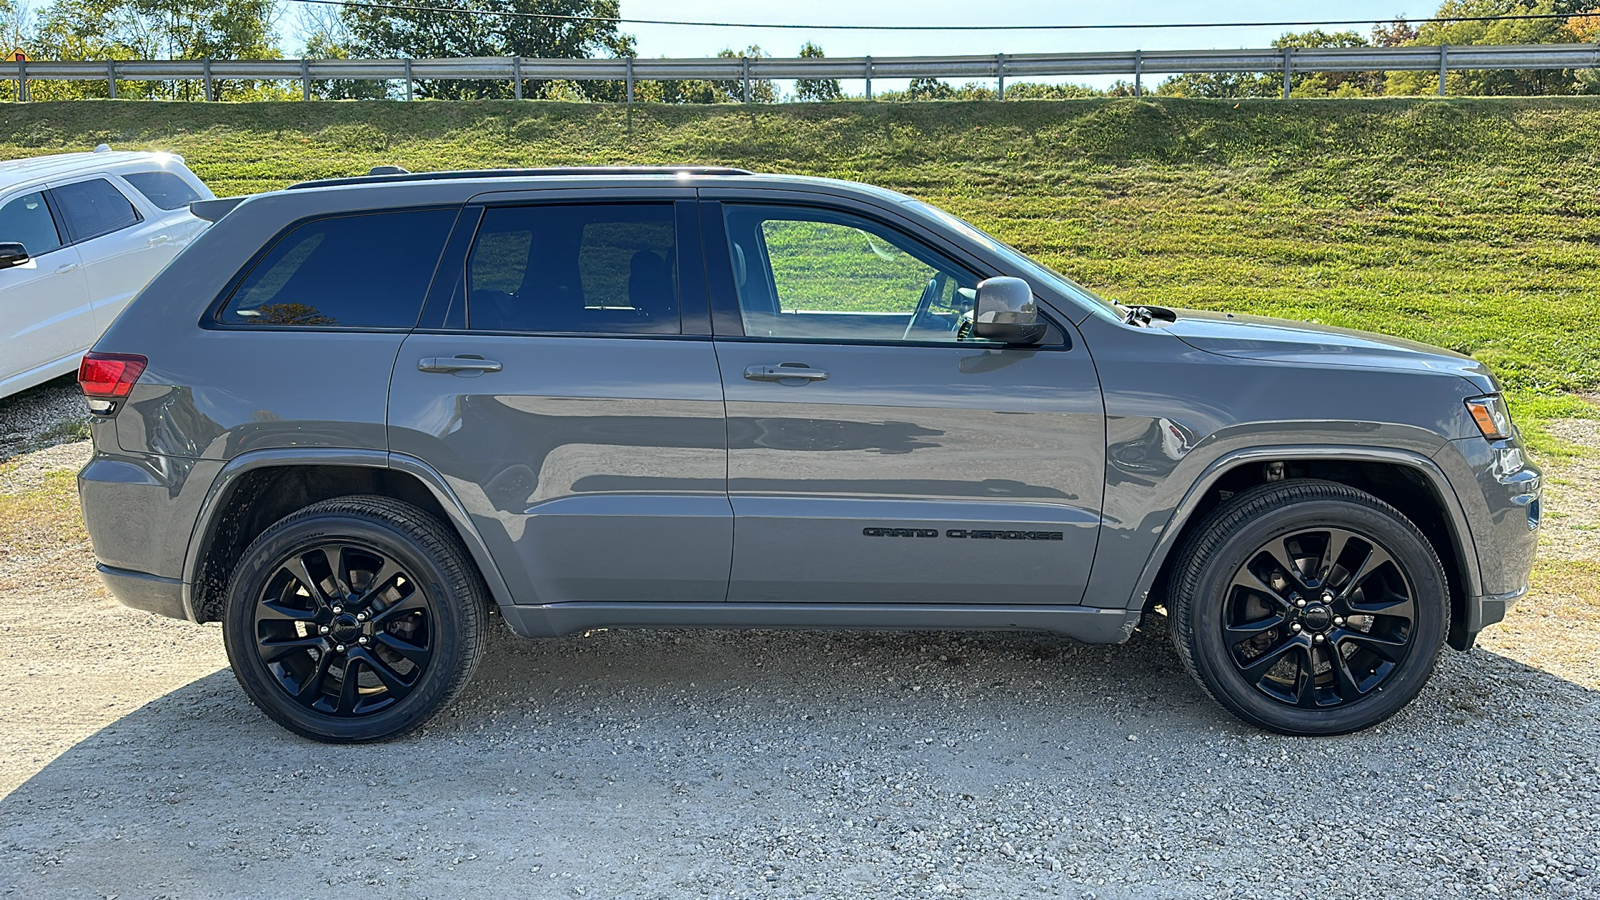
1434,434,1541,644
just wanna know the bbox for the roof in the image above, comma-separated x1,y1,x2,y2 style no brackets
286,165,754,191
0,149,183,193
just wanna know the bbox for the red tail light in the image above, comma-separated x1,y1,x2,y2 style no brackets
79,352,147,399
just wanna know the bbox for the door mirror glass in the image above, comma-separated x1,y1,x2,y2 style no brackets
0,242,29,269
972,276,1044,345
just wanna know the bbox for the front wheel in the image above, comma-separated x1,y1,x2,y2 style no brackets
1169,480,1449,735
222,496,486,742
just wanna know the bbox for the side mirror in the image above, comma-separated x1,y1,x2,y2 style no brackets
972,276,1044,345
0,243,29,270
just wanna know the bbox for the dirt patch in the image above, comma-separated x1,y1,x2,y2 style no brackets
0,376,87,463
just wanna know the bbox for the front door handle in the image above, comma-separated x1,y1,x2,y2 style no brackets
743,363,828,383
54,263,79,274
418,356,503,374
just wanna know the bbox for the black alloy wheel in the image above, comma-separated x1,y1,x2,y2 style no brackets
223,496,485,742
251,541,435,718
1170,480,1449,735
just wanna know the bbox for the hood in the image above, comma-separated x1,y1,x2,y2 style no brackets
1163,308,1499,394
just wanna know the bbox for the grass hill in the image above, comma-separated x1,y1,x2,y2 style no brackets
2,97,1596,440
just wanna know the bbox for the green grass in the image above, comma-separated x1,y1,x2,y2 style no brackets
3,96,1598,440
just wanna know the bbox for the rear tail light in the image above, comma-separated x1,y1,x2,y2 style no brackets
79,352,147,413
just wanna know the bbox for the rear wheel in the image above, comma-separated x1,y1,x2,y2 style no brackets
1170,480,1449,735
222,496,485,742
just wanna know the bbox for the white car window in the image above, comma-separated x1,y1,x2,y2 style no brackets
122,171,202,211
52,178,142,244
0,191,63,257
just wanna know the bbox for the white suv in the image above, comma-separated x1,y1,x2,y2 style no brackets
0,147,212,400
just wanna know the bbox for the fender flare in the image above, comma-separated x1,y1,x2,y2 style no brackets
1124,444,1483,611
180,448,517,620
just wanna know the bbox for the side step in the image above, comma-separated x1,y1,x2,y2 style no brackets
499,602,1141,644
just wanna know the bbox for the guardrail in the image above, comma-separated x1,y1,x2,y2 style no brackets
2,43,1597,102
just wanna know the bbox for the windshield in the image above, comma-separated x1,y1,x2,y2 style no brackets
902,198,1126,324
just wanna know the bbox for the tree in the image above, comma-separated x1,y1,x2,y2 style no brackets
301,5,387,101
1385,1,1590,96
905,77,954,100
793,41,839,101
649,45,774,104
1159,29,1379,98
341,0,634,100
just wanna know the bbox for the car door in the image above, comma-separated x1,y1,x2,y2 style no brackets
0,188,92,390
704,197,1105,605
48,176,169,332
387,192,732,607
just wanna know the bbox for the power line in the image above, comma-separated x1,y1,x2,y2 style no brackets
283,1,1593,34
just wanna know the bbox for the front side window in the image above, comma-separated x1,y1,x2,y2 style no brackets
222,208,457,328
51,178,141,243
466,203,679,334
721,204,992,344
122,171,202,211
0,191,63,257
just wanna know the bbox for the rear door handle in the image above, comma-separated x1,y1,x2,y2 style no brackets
743,363,828,383
147,234,170,245
418,356,503,374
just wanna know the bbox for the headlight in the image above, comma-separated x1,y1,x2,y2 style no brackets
1465,394,1512,441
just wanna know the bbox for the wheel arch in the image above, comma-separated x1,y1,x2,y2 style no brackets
182,449,515,623
1132,446,1482,649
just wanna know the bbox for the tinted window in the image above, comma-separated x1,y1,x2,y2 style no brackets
722,204,992,344
122,171,202,211
52,178,142,243
223,208,457,328
0,191,62,257
467,204,678,334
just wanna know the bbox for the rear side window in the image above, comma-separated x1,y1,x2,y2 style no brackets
0,191,63,256
466,204,679,334
222,208,457,328
122,171,202,211
52,178,142,243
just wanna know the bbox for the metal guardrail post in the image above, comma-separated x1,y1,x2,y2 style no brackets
16,57,24,102
301,59,311,101
625,56,634,103
513,56,522,100
107,60,117,99
404,59,413,101
1282,46,1292,99
1439,44,1449,96
996,53,1005,99
1134,49,1143,97
742,56,751,103
865,55,872,100
202,57,213,101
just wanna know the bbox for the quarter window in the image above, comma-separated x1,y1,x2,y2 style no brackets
466,204,679,334
721,204,992,344
0,191,63,256
222,208,457,328
122,171,202,211
51,178,142,243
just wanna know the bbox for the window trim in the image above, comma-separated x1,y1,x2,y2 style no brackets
46,177,144,246
412,198,711,339
203,205,466,333
0,188,67,260
702,199,1067,350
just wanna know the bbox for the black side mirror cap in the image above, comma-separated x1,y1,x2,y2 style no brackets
0,242,30,270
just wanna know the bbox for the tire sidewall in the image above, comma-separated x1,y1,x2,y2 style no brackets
222,510,471,742
1186,494,1448,735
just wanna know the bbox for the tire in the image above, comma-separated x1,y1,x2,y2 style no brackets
1169,480,1449,736
222,495,486,742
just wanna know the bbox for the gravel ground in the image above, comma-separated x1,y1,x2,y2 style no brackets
1,381,1597,899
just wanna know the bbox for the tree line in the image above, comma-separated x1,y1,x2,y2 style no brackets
0,0,1596,101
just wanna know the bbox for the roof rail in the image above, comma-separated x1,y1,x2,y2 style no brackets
286,165,754,191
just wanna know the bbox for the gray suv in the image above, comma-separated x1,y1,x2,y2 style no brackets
76,167,1541,742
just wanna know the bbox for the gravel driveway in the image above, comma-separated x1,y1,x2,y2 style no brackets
2,383,1597,899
